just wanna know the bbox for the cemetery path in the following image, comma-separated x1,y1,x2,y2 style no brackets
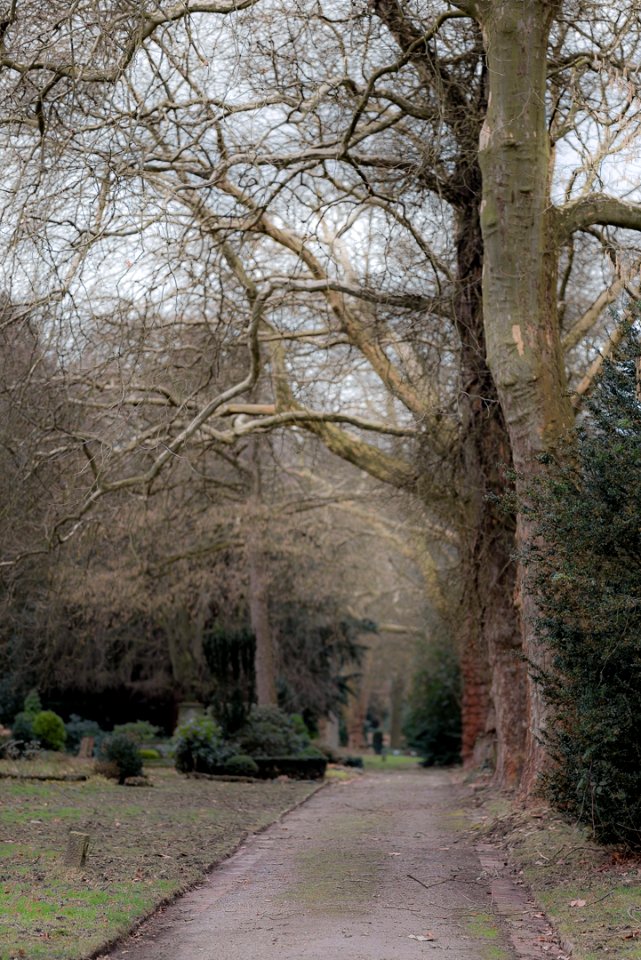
104,768,562,960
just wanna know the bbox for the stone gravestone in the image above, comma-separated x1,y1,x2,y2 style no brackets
77,736,95,758
65,831,90,868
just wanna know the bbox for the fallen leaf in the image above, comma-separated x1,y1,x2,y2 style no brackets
408,933,435,941
389,852,401,856
569,899,587,908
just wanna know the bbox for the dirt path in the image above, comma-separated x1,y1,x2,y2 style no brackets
105,769,535,960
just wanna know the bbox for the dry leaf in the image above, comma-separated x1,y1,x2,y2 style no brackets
569,899,587,908
408,933,435,942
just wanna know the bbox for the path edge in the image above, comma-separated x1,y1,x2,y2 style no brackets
90,778,331,960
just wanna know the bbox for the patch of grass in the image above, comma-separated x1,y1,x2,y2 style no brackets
0,766,317,960
483,801,641,960
465,911,511,960
360,753,422,771
467,910,500,939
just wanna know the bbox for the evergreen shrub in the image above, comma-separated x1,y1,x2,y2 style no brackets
524,325,641,846
112,720,160,743
173,716,232,773
403,638,461,766
223,754,259,777
98,733,143,784
235,706,309,758
32,710,66,751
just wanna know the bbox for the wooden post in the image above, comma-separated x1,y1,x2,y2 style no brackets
65,831,90,868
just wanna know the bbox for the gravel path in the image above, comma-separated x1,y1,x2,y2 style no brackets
107,768,516,960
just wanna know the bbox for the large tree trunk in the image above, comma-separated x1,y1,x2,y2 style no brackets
478,0,573,791
454,199,526,786
247,532,278,707
246,439,278,707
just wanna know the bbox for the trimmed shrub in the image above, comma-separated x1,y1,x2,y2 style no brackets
139,748,162,760
341,755,364,768
235,706,308,758
173,716,232,774
112,720,160,744
32,710,66,751
99,733,143,784
223,754,259,777
253,756,327,780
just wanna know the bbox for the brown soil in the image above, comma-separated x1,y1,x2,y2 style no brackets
103,768,570,960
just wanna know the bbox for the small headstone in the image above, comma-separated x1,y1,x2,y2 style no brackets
65,831,90,868
78,736,95,758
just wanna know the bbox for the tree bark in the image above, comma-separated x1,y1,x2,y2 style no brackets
246,440,278,708
389,674,405,750
453,198,526,786
247,535,278,707
478,0,574,791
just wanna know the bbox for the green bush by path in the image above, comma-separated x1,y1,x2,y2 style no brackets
523,324,641,847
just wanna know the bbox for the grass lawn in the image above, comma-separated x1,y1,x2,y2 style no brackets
0,758,318,960
477,797,641,960
361,753,422,771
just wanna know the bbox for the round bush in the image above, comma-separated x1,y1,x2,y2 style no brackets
172,716,232,774
99,733,143,784
223,754,259,777
139,748,162,760
235,706,309,758
32,710,66,751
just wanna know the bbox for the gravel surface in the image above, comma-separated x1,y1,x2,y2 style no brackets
106,768,515,960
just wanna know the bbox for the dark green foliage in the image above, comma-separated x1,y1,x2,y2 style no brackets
100,733,144,784
31,710,66,751
172,716,233,774
297,744,326,759
403,639,461,766
64,715,105,754
22,690,42,716
276,613,371,726
523,325,641,847
222,754,259,777
235,706,309,758
372,730,384,755
252,756,327,780
112,720,160,744
9,711,35,752
341,755,364,768
0,673,24,726
203,624,255,735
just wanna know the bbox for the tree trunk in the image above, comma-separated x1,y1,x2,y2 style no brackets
389,674,405,750
247,532,277,707
479,0,573,791
246,439,278,708
453,186,526,786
